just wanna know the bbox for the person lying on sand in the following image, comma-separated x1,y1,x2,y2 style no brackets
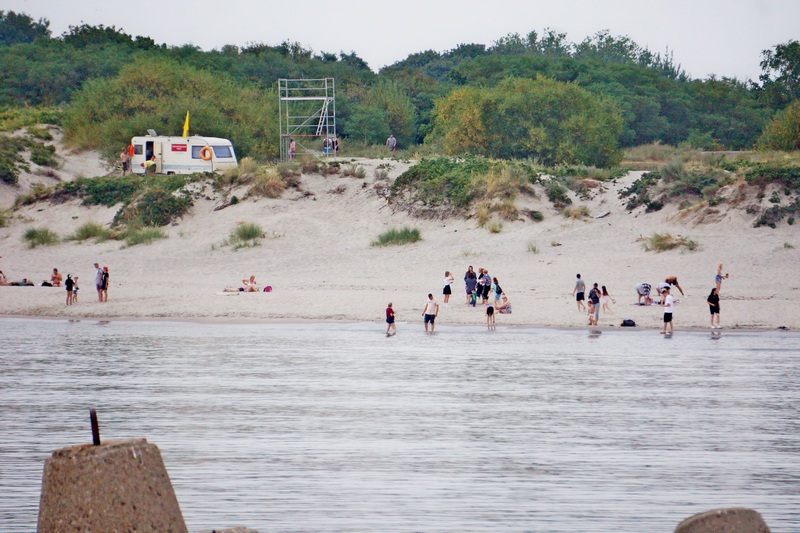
223,275,260,293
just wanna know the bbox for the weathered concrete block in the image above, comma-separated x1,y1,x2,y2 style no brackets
37,438,187,533
675,507,770,533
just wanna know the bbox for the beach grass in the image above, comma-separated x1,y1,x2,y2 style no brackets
123,227,166,247
371,227,421,247
23,227,59,248
66,222,112,242
223,221,266,249
644,232,698,252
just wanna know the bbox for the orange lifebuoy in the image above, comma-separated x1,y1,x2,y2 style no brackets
199,146,213,161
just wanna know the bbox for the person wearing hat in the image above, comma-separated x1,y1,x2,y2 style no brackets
660,286,674,334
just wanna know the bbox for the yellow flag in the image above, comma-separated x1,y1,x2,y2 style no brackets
182,111,190,137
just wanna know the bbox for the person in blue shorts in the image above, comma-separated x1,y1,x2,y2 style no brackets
385,302,396,336
422,293,439,333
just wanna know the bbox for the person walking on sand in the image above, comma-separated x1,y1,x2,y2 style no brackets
442,271,454,306
422,293,439,333
660,286,674,334
94,263,103,302
601,285,614,314
707,287,721,329
572,274,586,312
385,302,396,336
715,264,729,294
64,274,74,305
386,133,397,152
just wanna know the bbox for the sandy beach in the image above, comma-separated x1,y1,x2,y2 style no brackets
1,141,799,332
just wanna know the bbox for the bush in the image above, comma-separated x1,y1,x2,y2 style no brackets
30,143,57,167
23,227,59,248
644,233,698,252
225,221,265,249
117,189,191,227
562,205,590,219
249,172,285,198
545,181,572,208
67,222,112,242
123,227,166,247
371,227,421,247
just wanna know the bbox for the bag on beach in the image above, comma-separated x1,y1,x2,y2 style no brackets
621,319,636,327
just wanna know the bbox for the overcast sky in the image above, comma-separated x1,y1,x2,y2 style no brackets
5,0,799,81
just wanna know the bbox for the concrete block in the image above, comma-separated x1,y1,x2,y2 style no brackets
37,438,187,533
675,507,770,533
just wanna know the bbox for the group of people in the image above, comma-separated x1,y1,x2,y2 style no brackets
322,136,340,156
573,264,730,333
1,263,109,304
572,274,614,326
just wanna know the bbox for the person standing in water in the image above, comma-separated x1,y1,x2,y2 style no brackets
573,274,586,312
422,293,439,333
660,286,674,334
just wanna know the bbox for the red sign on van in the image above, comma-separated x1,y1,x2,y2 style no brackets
171,144,187,152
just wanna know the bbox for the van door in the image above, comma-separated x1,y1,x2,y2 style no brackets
153,142,163,173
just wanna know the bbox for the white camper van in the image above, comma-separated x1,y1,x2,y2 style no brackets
130,133,238,175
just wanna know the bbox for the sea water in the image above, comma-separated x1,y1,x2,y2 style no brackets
1,318,799,532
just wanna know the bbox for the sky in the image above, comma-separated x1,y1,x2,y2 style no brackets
4,0,799,81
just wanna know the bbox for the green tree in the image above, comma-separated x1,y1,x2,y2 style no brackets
0,10,50,45
63,57,278,160
756,100,800,151
759,40,800,108
428,76,623,167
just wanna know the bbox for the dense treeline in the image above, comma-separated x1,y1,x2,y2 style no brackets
1,11,799,164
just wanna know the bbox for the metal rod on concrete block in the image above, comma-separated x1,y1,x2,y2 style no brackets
89,408,101,445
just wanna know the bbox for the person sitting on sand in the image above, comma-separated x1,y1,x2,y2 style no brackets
11,278,34,286
0,270,9,285
51,268,63,287
496,294,512,314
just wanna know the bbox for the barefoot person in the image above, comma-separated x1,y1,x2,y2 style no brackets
51,268,63,287
442,271,454,306
385,302,396,336
486,301,495,329
64,274,74,305
496,294,512,314
601,285,613,314
660,286,674,334
664,276,685,296
715,264,729,294
94,263,103,302
100,266,109,302
572,274,586,312
707,287,721,329
422,293,439,333
464,266,477,305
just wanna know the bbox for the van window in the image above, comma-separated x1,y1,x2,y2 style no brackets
191,146,205,159
134,144,143,155
212,145,233,159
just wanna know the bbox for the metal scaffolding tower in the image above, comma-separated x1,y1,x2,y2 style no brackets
278,78,336,161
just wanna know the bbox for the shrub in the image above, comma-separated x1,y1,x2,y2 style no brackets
276,162,301,178
644,233,698,252
123,227,166,247
30,143,57,167
117,189,191,227
26,126,53,141
487,221,503,233
374,168,389,180
545,181,572,208
300,156,320,174
23,227,59,248
225,221,265,249
249,172,285,198
562,205,590,219
67,222,112,242
527,242,539,253
371,227,421,247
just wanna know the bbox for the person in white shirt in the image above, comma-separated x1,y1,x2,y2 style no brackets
660,287,675,334
421,293,439,333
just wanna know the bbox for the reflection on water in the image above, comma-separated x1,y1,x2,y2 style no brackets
1,319,799,532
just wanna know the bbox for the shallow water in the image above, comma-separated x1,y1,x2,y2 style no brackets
1,318,799,532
